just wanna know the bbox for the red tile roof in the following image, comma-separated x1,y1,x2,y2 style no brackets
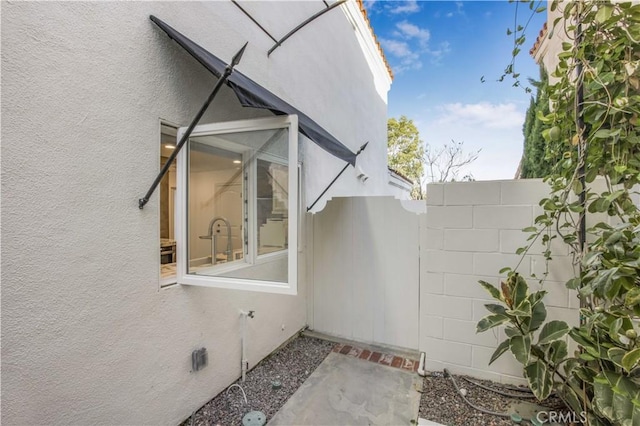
529,21,548,57
355,0,394,80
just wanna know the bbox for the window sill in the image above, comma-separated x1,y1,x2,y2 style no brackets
179,275,296,295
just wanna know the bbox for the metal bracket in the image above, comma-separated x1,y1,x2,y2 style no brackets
306,141,368,212
138,36,247,210
267,0,348,57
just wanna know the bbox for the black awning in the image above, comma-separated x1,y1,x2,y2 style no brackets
150,15,357,166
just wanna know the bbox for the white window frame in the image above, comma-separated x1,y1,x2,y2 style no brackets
175,115,298,295
159,121,179,288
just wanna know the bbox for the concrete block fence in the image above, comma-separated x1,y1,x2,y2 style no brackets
311,180,582,385
420,179,579,384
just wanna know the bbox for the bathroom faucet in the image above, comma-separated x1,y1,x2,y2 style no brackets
199,216,233,264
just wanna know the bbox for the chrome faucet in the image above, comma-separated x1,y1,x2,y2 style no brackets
199,216,233,264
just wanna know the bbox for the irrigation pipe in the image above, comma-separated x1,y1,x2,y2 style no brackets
461,376,538,399
226,383,248,405
443,369,530,421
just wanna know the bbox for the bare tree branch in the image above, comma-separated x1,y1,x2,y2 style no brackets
424,140,480,186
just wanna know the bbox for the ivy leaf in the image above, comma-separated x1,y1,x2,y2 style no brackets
607,347,625,368
594,128,617,139
621,348,640,372
593,376,614,421
625,287,640,307
595,4,614,23
537,320,570,344
565,277,580,290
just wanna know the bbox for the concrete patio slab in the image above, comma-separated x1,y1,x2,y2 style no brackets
268,352,421,425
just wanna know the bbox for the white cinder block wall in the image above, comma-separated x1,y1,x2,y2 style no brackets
420,180,580,384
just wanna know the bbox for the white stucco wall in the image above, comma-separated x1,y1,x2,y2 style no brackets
532,4,568,79
309,197,422,350
1,1,390,424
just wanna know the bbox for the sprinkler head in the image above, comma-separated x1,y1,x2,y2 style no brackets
242,411,266,426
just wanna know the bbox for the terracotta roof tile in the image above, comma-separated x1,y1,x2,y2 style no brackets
529,21,548,57
355,0,394,80
388,167,413,185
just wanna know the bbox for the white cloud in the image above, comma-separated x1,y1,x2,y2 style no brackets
388,0,420,14
397,58,423,74
417,102,528,181
363,1,379,14
427,41,451,64
445,12,454,18
380,21,446,72
379,38,414,58
437,102,524,129
395,21,430,46
379,38,422,74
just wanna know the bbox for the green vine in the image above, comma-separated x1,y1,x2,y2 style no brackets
477,1,640,425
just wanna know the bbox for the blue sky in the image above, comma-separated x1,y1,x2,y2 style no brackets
365,0,547,180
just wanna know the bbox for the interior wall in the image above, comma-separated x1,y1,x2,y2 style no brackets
189,169,242,261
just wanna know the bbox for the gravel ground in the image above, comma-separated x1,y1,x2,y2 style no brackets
184,335,334,426
181,336,567,426
418,371,566,426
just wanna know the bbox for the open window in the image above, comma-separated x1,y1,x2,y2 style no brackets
160,123,178,287
176,115,298,294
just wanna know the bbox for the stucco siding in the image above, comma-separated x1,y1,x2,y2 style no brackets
1,1,390,424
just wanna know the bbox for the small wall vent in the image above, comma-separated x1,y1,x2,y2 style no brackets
192,348,208,372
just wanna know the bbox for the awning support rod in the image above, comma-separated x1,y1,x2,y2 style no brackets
138,42,248,210
307,141,368,212
231,0,278,43
267,0,348,57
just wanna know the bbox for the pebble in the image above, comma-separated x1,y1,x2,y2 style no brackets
418,373,565,426
184,336,334,426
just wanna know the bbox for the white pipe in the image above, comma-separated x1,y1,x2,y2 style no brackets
226,383,248,404
240,310,254,382
417,352,427,377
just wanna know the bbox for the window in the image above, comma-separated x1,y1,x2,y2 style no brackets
160,123,178,287
175,116,298,294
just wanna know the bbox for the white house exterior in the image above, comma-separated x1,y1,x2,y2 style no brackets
1,1,394,423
